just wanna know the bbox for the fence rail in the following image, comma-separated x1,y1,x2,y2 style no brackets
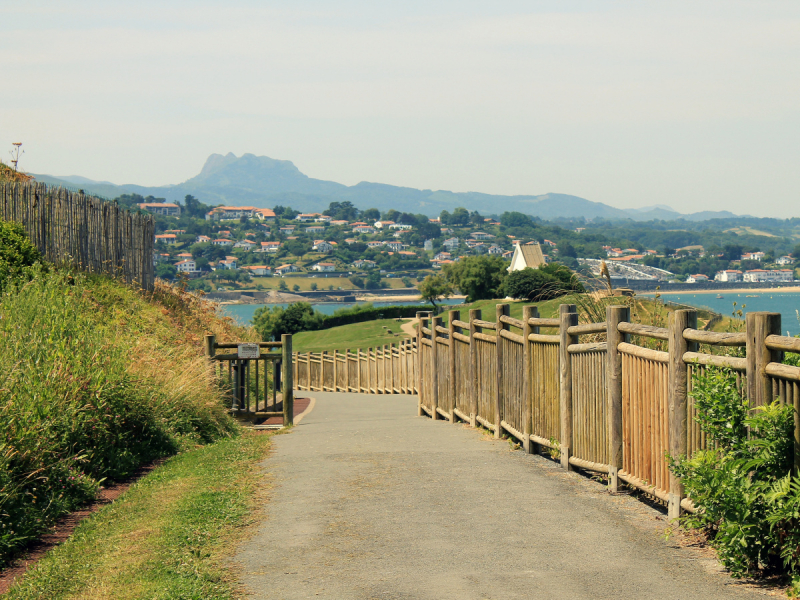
413,305,800,519
290,303,800,520
294,339,418,395
0,182,155,290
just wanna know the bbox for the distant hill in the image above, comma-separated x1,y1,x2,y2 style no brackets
32,153,740,222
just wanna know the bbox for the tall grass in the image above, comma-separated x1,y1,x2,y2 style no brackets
0,270,249,567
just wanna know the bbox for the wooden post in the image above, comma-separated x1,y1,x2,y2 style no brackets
431,315,442,420
449,310,460,423
469,309,480,428
416,312,425,415
332,349,338,392
606,305,629,493
495,304,509,439
204,334,216,382
667,309,696,520
522,306,536,453
559,304,578,470
746,312,782,408
282,334,294,427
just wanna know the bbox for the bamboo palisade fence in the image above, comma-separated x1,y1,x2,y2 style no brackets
294,305,800,519
0,182,155,290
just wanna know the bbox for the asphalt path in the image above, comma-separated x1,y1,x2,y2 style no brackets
236,391,771,599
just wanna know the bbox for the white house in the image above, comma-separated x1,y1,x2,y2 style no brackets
155,234,177,245
211,238,233,247
385,241,403,252
352,259,377,269
443,237,460,251
743,269,793,282
175,259,196,273
295,213,325,222
389,223,413,230
374,221,395,229
777,256,794,265
234,240,256,250
423,240,433,251
305,226,326,234
488,245,504,255
139,203,181,217
433,251,451,261
471,232,495,241
507,242,546,272
196,235,211,243
313,240,335,253
686,274,709,283
715,270,743,282
312,262,336,272
241,265,271,276
274,264,299,275
741,251,766,261
353,225,375,234
366,241,384,249
259,241,281,253
217,258,238,270
205,206,275,221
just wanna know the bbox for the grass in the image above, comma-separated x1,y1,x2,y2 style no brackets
5,431,273,599
291,291,740,354
0,269,253,567
293,317,412,353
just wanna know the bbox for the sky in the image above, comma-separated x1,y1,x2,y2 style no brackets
2,1,799,217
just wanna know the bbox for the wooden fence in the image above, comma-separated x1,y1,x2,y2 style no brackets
294,338,419,395
415,304,800,519
0,182,155,290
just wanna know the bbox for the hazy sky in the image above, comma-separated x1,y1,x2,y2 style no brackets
2,1,799,216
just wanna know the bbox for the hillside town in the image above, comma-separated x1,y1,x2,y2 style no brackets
140,198,799,292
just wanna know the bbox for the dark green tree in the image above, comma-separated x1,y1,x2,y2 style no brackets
442,255,507,302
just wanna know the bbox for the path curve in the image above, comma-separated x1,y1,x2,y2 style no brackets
237,392,770,599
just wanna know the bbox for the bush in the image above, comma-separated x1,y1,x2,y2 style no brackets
0,218,45,290
669,366,800,584
252,302,323,340
502,265,584,302
0,271,240,567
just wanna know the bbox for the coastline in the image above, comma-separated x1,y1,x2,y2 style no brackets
641,286,800,296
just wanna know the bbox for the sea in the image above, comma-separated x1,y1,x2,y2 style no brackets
221,298,465,325
220,292,800,336
640,291,800,336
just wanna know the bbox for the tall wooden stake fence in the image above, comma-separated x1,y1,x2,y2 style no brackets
0,182,155,290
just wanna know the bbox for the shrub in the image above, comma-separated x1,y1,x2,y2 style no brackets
252,302,323,340
670,366,799,583
0,218,45,290
442,255,507,302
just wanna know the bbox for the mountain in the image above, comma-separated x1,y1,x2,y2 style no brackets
33,153,741,222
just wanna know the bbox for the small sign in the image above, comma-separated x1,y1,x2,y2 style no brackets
238,343,260,359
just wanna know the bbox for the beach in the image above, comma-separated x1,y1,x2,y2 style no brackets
652,286,800,296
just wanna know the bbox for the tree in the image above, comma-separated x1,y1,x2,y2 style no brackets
324,201,359,221
182,194,212,218
558,241,577,258
252,302,322,340
500,211,532,228
402,276,412,287
361,208,380,222
349,275,365,288
292,284,300,292
155,263,177,280
310,282,318,291
442,255,507,302
286,240,311,258
450,207,469,226
278,279,289,291
418,274,454,310
365,270,383,289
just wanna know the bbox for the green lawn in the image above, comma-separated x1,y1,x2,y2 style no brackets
293,317,412,353
6,432,272,600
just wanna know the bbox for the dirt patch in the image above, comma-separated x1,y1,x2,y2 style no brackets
0,459,166,595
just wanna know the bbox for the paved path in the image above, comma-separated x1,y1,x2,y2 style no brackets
237,392,770,599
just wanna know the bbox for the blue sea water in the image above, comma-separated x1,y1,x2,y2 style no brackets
220,298,464,325
641,291,800,336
